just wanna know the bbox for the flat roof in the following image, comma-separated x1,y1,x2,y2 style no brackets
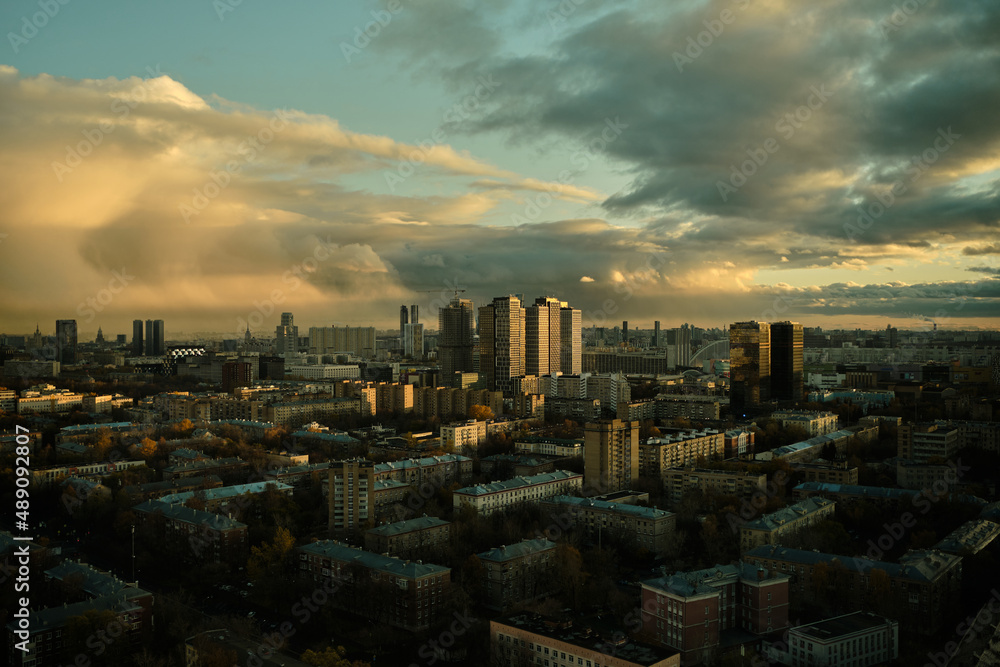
494,613,678,666
795,612,895,642
367,516,449,537
299,540,449,579
479,538,556,562
454,470,582,497
546,495,673,520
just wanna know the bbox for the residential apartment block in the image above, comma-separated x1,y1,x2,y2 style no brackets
365,516,451,559
478,538,556,611
640,562,790,666
298,540,451,632
739,498,837,552
639,429,725,481
744,545,962,634
772,410,839,437
790,461,859,486
133,499,248,565
585,419,640,494
453,470,583,516
662,468,768,505
491,615,680,667
541,495,676,556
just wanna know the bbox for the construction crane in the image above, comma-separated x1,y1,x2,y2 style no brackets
416,288,467,299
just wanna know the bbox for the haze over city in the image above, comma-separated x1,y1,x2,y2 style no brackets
1,0,999,336
3,2,1000,667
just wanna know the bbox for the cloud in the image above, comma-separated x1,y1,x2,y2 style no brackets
579,276,595,282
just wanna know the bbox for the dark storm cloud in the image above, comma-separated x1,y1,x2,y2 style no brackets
379,0,1000,254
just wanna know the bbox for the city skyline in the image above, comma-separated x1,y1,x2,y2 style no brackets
1,1,999,334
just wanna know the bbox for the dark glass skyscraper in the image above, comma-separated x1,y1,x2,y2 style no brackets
730,321,770,412
438,297,475,387
770,321,803,401
55,319,77,364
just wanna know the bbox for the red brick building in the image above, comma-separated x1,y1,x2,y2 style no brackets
640,562,790,665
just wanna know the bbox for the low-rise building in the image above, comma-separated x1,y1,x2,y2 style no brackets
374,454,473,487
640,562,789,666
790,460,859,485
933,519,1000,556
772,410,839,437
134,499,248,565
365,516,451,559
723,429,755,459
121,475,223,502
541,495,675,555
514,437,584,458
740,498,836,552
481,454,556,478
158,481,292,514
744,545,962,634
478,538,557,611
453,470,583,516
298,540,451,632
31,460,147,487
440,419,488,449
492,614,680,667
764,611,899,667
6,562,154,667
162,456,249,480
662,468,767,504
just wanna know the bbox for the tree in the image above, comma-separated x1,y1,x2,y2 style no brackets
136,437,157,459
468,404,494,421
248,526,295,581
301,646,367,667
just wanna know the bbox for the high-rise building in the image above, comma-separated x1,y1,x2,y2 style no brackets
132,319,144,356
410,304,419,324
584,419,640,494
222,361,253,393
653,321,660,348
400,304,409,333
479,295,525,396
403,322,424,359
439,297,476,387
622,320,629,345
559,305,582,375
770,321,803,401
95,327,105,345
730,321,771,411
673,325,692,367
55,320,77,365
328,459,375,535
526,297,561,376
144,319,164,355
275,312,298,357
887,324,898,348
308,326,376,358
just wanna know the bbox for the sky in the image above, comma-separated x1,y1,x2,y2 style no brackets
1,0,998,340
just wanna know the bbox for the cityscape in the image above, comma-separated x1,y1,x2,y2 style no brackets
2,1,1000,667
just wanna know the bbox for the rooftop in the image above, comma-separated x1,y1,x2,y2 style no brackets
742,498,835,532
934,519,1000,555
495,613,678,666
133,499,246,530
794,612,896,642
367,516,450,537
374,454,472,474
454,470,582,497
300,540,449,579
158,481,291,504
745,545,961,583
643,562,787,598
545,495,673,521
479,538,557,562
